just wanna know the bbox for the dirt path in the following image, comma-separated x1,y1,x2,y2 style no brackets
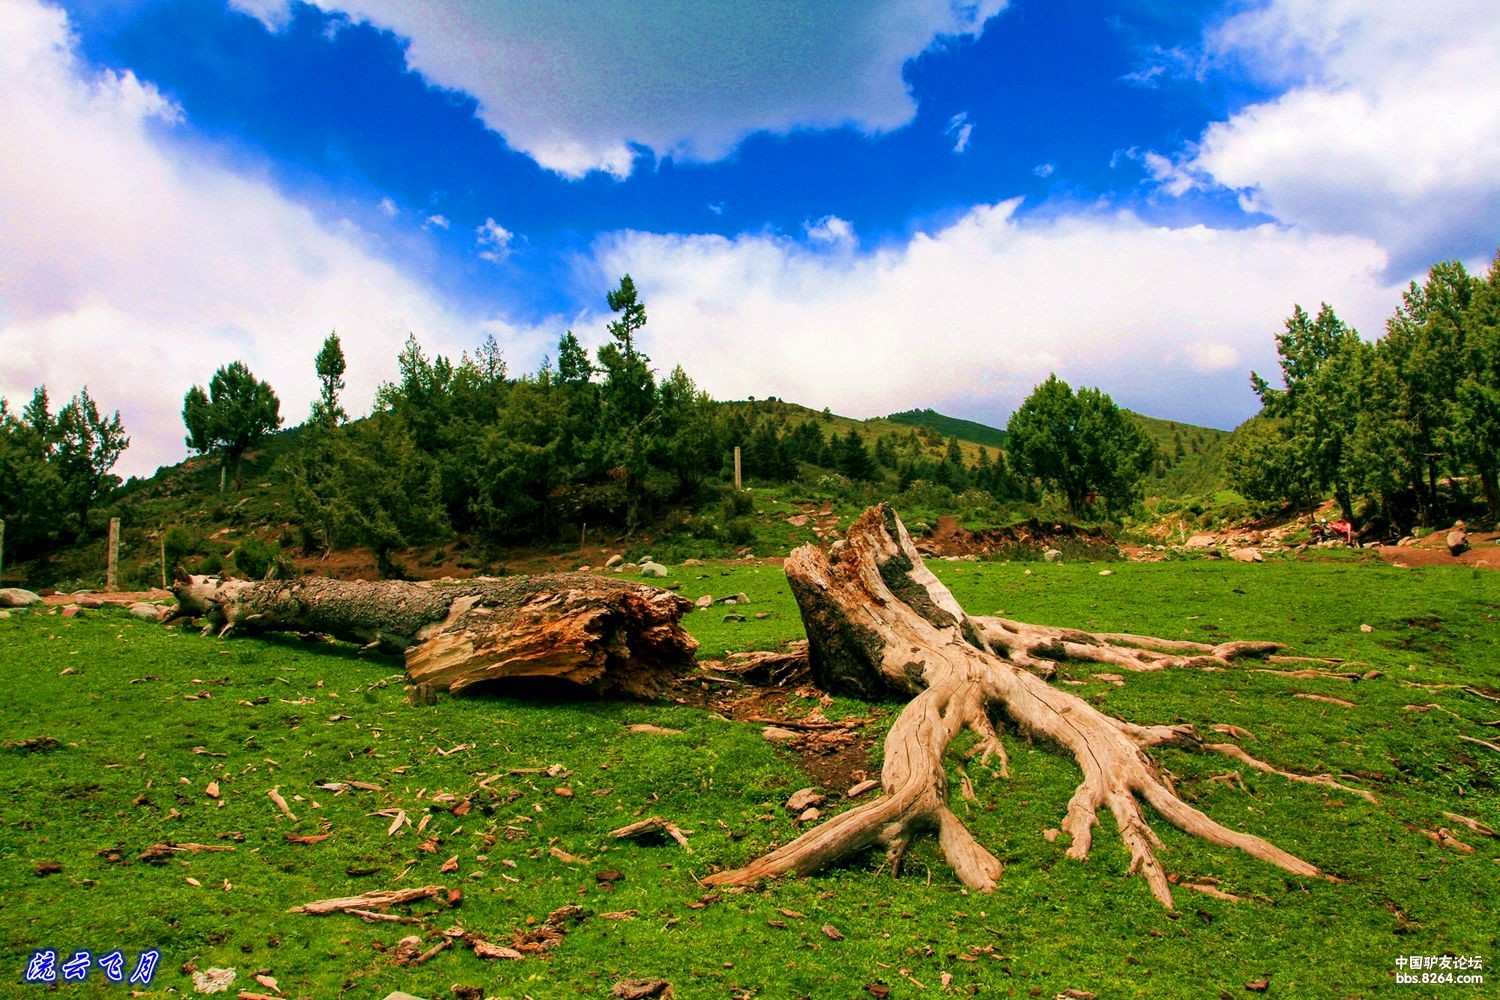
1374,530,1500,569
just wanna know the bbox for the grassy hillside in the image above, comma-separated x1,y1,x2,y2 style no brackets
2,557,1494,997
1131,412,1231,497
885,408,1007,450
12,398,1231,590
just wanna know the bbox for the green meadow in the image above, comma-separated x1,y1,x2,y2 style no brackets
1,557,1495,998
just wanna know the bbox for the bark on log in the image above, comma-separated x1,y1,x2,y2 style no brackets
171,571,696,697
706,504,1340,909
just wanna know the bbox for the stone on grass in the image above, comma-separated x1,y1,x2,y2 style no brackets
1229,547,1264,563
128,603,163,621
604,554,625,568
639,561,668,578
0,588,41,608
695,594,713,609
1043,549,1063,563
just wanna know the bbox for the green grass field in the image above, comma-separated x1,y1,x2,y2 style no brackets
1,557,1495,998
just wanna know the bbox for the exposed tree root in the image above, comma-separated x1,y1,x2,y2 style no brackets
704,505,1346,909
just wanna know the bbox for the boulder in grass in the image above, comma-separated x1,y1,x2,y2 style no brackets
605,554,625,568
0,588,41,608
639,562,668,578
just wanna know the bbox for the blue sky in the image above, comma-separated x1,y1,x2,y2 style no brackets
3,0,1497,476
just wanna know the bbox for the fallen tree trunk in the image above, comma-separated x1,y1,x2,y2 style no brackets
171,571,696,697
705,505,1344,909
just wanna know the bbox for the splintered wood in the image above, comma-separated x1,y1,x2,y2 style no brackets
290,885,446,916
171,572,699,698
610,816,692,849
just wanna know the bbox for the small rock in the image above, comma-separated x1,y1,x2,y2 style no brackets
1098,569,1113,576
76,595,105,609
797,807,821,823
1229,547,1264,563
639,561,668,578
1447,529,1469,556
128,602,162,621
1398,536,1415,546
721,597,737,605
723,613,746,623
1359,624,1373,633
576,565,591,572
682,558,703,566
734,592,750,605
762,726,799,744
1043,549,1063,563
1042,828,1060,843
786,787,827,812
754,612,770,620
637,556,655,566
605,554,625,568
0,588,41,608
191,967,237,994
695,594,713,609
0,610,11,620
1184,534,1218,550
382,993,430,1000
61,605,83,618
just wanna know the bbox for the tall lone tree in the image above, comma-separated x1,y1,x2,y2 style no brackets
184,361,283,490
1005,374,1153,517
311,331,348,427
53,387,129,543
596,275,658,529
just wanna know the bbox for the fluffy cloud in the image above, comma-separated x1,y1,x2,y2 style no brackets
1168,0,1500,273
476,218,515,262
593,201,1397,429
231,0,1007,178
0,1,545,479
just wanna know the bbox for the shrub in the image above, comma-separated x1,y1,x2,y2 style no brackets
162,525,199,573
723,517,756,546
233,537,290,580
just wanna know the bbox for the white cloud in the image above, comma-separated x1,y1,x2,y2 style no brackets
1033,162,1055,179
232,0,1007,178
592,201,1397,429
378,196,397,217
476,218,514,262
0,1,549,479
423,213,450,230
945,111,973,153
1168,0,1500,272
804,215,857,249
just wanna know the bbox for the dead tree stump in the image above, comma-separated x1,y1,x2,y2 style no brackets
706,505,1343,908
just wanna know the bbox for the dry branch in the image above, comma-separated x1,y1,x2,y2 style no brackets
704,504,1341,909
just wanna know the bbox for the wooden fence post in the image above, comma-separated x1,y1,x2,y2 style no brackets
106,517,120,592
734,446,742,491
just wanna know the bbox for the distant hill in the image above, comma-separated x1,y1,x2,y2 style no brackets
1128,413,1230,497
885,408,1007,450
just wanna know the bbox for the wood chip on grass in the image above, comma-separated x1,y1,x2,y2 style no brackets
609,816,692,849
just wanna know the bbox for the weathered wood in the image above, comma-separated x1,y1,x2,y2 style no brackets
707,504,1340,909
290,885,446,915
171,571,697,697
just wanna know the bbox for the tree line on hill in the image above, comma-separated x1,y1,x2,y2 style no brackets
1226,252,1499,537
10,268,1315,575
